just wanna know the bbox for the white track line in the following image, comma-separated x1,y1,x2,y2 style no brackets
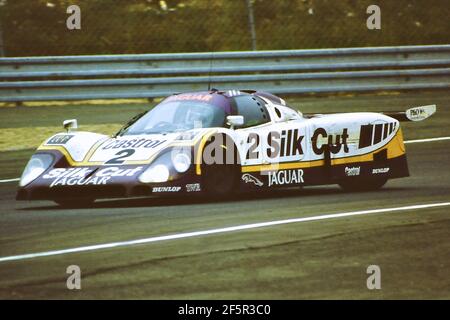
1,136,449,183
404,136,450,144
0,178,20,183
0,201,449,263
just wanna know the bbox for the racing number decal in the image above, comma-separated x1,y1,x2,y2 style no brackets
246,133,260,160
105,149,136,164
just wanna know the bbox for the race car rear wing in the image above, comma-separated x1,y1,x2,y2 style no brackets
383,104,436,122
304,104,436,122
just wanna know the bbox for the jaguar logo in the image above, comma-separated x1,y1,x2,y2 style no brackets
242,173,264,187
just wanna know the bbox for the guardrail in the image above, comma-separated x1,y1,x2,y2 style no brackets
1,45,449,102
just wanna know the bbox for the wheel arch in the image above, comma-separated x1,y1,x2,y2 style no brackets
195,129,242,176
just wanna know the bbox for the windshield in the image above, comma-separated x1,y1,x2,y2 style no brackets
120,100,226,135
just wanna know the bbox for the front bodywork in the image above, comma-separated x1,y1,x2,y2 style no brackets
16,130,209,200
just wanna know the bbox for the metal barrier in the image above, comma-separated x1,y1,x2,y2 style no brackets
1,45,449,102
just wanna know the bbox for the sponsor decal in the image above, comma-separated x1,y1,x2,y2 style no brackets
268,169,304,187
95,167,143,177
241,173,264,187
345,166,361,176
246,129,304,160
312,128,349,155
49,175,111,187
406,106,435,121
101,138,166,150
408,108,425,119
267,129,304,158
47,134,74,145
186,183,201,192
164,94,213,103
372,167,390,174
152,186,182,192
43,166,143,187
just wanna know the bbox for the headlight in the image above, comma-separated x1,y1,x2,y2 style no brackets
19,154,54,187
139,164,170,183
172,152,191,173
138,147,192,184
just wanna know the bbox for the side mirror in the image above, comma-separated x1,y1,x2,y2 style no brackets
63,119,78,132
226,115,244,129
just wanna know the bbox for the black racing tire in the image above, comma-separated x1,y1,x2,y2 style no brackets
200,134,240,198
54,198,95,208
201,163,239,198
338,177,387,192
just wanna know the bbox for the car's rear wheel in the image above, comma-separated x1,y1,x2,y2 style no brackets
54,198,95,208
338,176,387,192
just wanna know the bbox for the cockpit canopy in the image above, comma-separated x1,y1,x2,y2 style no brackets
119,90,299,135
122,99,226,135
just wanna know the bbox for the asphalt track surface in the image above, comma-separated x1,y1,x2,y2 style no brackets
0,137,448,299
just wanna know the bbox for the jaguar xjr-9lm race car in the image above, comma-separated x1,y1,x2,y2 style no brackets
16,89,436,207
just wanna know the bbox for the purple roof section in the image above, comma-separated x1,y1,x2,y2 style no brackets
159,90,285,114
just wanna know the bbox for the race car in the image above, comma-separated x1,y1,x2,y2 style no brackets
16,89,436,207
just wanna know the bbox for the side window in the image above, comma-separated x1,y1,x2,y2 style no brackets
234,95,270,128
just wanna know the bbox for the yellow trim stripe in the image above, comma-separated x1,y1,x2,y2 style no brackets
81,137,109,163
195,129,217,175
38,145,80,165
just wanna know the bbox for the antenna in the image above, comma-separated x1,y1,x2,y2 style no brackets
206,0,214,92
207,51,213,91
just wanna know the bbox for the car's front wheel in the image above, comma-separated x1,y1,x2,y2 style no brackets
201,163,239,198
200,134,240,198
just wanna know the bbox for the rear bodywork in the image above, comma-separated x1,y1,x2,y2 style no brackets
237,112,409,191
